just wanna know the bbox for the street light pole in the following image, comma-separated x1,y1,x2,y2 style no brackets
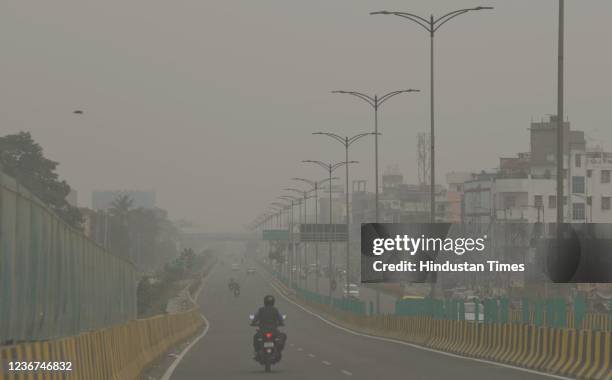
279,195,299,286
293,177,338,293
285,187,313,289
556,0,565,227
332,90,419,222
313,132,374,297
370,6,493,222
303,160,357,301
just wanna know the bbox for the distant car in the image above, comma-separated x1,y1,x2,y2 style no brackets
401,295,425,300
343,283,360,299
247,267,256,275
231,263,240,271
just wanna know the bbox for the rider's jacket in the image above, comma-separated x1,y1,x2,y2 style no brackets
251,306,284,330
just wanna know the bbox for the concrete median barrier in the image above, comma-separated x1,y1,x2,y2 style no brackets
0,309,204,380
271,273,611,380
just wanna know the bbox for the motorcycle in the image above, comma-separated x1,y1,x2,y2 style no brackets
234,286,240,297
249,314,287,372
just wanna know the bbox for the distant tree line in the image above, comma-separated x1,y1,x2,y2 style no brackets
103,194,180,271
0,131,180,272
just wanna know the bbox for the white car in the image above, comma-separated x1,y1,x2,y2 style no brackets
343,283,360,299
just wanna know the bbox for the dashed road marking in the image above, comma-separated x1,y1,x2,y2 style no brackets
308,353,315,358
322,361,331,366
297,347,303,351
341,370,353,376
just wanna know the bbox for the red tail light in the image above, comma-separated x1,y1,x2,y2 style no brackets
265,332,273,339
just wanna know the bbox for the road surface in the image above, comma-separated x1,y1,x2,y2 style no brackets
167,260,553,379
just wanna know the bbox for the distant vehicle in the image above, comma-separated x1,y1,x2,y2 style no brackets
401,295,425,300
343,283,360,299
232,264,240,271
247,267,256,275
464,302,485,321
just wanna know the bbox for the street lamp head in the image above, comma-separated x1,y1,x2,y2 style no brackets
474,6,494,10
370,11,390,15
332,90,349,94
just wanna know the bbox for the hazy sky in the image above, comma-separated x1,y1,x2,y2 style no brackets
1,1,611,232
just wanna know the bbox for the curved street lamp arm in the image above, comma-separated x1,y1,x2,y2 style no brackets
332,90,376,108
331,160,358,172
313,132,346,146
303,159,331,172
433,9,470,32
378,89,420,107
283,188,304,195
347,132,376,146
292,178,317,188
433,7,493,33
371,11,432,33
318,176,339,186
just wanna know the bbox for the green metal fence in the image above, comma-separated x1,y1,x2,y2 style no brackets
0,172,137,344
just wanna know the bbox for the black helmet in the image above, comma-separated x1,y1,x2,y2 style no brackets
264,295,275,307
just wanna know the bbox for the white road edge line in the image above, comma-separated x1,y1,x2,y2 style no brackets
161,270,212,380
268,280,574,380
341,369,353,376
308,353,316,358
322,361,332,366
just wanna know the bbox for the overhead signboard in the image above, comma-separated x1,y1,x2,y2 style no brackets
299,224,347,242
262,229,290,241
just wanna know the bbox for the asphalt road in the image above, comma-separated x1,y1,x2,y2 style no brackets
168,261,553,380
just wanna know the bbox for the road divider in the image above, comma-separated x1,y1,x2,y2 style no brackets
0,309,205,380
269,273,610,380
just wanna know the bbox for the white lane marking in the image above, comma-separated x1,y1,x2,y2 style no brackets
161,272,212,380
290,343,294,347
322,360,332,366
268,280,574,380
308,353,315,358
341,370,353,376
297,347,303,351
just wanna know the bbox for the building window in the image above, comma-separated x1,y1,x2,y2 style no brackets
572,203,585,220
587,169,593,178
602,170,611,184
587,196,592,206
575,154,581,168
548,195,556,209
534,195,543,208
602,197,611,211
563,169,568,179
572,176,585,194
563,196,567,205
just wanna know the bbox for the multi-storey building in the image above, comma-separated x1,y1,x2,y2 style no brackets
463,116,612,224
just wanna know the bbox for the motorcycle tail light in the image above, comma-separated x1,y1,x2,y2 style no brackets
265,332,273,339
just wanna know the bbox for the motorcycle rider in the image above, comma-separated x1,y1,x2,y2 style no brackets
228,278,237,290
251,295,286,358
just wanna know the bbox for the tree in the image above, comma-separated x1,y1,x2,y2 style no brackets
108,194,134,259
109,194,134,218
0,132,83,229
